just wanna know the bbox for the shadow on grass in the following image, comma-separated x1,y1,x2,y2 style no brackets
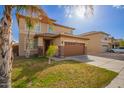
12,56,82,87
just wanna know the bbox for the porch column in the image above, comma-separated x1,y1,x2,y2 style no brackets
38,37,44,56
84,45,87,55
59,41,64,58
58,46,64,58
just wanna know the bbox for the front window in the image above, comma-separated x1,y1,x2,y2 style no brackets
29,40,34,49
28,38,38,49
33,38,38,49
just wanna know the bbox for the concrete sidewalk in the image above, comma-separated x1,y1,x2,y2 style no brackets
53,55,124,88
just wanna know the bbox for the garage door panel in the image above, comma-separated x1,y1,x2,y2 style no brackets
64,42,85,56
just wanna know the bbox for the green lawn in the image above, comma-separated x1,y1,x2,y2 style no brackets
12,57,118,88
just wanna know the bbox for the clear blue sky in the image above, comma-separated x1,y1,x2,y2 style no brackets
0,5,124,42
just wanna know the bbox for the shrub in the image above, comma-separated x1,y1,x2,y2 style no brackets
46,45,58,64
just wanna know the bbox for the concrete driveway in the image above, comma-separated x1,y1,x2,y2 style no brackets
92,52,124,61
53,55,124,88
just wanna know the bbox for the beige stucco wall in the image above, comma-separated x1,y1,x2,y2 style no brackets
40,23,48,33
39,23,73,34
54,36,87,46
61,36,87,45
18,17,47,56
52,25,73,34
81,33,110,54
49,36,87,47
18,17,73,34
53,37,61,46
19,18,72,56
38,37,44,46
19,18,36,56
19,33,26,56
19,33,36,56
18,18,26,56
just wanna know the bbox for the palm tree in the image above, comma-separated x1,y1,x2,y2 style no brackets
0,5,50,88
0,6,13,88
24,17,34,58
25,17,36,58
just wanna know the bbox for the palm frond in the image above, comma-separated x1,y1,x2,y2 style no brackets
16,6,47,19
16,5,52,29
25,16,36,30
62,5,94,18
16,5,28,13
84,5,94,17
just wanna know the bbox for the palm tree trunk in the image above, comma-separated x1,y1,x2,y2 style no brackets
25,30,30,58
0,6,13,88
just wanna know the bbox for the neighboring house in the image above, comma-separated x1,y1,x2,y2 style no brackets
17,8,89,57
80,31,112,54
109,37,120,48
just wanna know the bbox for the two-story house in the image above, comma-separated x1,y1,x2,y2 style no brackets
80,31,112,54
17,7,89,57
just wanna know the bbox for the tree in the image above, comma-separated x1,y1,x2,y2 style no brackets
0,5,50,88
46,45,58,64
0,6,13,88
119,39,124,47
25,17,35,58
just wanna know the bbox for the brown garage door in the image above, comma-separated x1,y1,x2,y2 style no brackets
64,42,85,56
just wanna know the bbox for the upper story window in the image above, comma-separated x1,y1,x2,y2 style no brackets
27,38,38,49
101,35,109,43
34,23,41,34
48,25,54,33
102,35,109,41
25,22,41,34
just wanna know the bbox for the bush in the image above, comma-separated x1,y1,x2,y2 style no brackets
46,45,58,64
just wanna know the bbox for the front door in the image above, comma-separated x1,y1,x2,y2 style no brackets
44,39,51,54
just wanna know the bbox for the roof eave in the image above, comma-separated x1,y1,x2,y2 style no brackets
53,23,75,30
